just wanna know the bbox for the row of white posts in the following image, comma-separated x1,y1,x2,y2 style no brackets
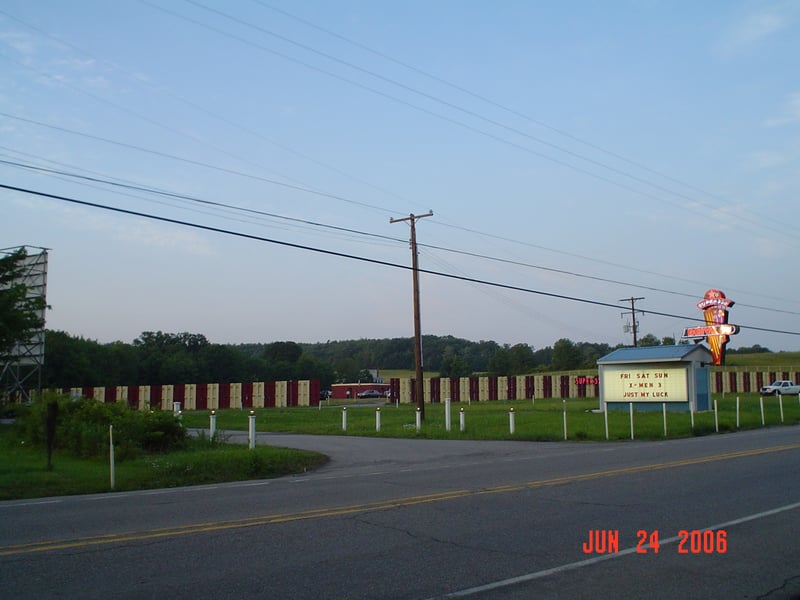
602,394,793,440
335,395,796,439
337,398,564,437
108,394,798,490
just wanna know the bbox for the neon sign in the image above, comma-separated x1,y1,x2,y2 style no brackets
684,289,737,366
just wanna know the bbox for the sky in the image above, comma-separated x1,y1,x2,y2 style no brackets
1,0,799,352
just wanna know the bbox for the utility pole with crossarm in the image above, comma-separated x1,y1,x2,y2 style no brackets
390,211,433,419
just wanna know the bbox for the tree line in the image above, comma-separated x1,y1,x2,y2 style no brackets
38,331,686,389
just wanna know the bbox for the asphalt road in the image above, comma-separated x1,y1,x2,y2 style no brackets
1,426,798,599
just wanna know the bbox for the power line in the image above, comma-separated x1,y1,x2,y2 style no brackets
0,6,416,208
163,0,790,246
4,156,798,317
4,182,799,338
254,0,737,208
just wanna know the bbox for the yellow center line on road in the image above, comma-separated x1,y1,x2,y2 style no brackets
2,442,798,557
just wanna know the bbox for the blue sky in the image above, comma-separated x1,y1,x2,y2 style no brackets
2,1,799,352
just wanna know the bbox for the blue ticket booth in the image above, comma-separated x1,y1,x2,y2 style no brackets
598,345,713,412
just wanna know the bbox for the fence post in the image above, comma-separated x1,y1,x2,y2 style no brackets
376,407,381,432
248,410,256,449
445,398,451,432
714,399,719,433
415,407,421,432
342,407,347,432
562,399,567,441
760,397,765,426
210,409,216,439
779,395,784,423
736,396,740,429
629,402,634,440
109,424,115,490
662,402,667,437
509,407,515,435
459,407,465,432
603,401,609,440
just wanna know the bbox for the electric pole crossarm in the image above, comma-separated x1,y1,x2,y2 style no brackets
620,297,645,347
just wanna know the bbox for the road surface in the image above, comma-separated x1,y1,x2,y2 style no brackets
1,426,798,599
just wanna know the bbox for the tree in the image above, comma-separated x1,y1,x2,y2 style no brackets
661,336,676,346
637,333,661,347
551,338,582,371
0,248,47,360
439,355,471,378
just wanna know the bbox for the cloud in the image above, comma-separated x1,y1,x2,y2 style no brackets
0,30,36,55
715,7,794,55
766,92,800,127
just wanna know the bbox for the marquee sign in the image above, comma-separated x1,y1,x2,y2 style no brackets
683,289,737,366
601,365,688,402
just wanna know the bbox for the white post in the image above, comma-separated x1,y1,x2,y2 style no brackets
662,402,667,437
629,402,634,440
603,401,609,440
760,397,765,426
173,401,181,415
415,407,421,432
509,407,515,435
779,395,784,423
375,407,381,432
109,424,115,490
689,401,694,429
532,392,535,407
562,399,567,440
736,396,740,429
445,398,451,432
248,410,256,449
210,410,217,439
459,407,465,432
714,399,719,433
342,407,347,432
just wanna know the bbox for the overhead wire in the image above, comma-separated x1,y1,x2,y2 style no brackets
1,6,796,322
253,0,733,207
169,0,792,246
3,182,799,338
3,156,798,316
0,6,415,208
1,8,792,304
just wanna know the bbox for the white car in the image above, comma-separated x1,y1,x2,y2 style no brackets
759,380,800,395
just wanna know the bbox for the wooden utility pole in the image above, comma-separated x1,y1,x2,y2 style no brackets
390,211,433,419
620,297,645,346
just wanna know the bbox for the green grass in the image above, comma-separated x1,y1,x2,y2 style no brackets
0,426,327,501
378,369,440,379
723,352,800,367
180,393,800,442
5,392,797,501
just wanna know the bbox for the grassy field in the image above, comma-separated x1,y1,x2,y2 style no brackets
180,393,800,442
0,426,327,500
723,352,800,367
5,387,797,501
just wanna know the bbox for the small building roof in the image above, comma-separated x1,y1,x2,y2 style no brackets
598,344,712,365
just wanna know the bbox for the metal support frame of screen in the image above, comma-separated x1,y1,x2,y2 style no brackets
0,246,48,402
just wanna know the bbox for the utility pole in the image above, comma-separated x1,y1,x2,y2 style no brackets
620,297,645,346
390,211,433,419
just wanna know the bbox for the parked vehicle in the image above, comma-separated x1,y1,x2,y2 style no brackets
356,389,384,399
759,380,800,395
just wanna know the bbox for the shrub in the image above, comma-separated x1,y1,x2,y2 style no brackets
19,394,187,460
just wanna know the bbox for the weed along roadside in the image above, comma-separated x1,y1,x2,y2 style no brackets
0,394,327,501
